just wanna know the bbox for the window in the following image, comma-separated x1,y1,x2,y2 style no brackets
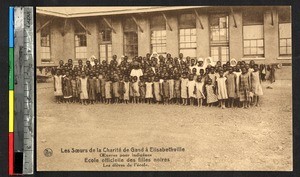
211,46,229,63
150,15,166,55
210,14,229,42
40,25,51,63
98,19,112,61
279,9,291,56
123,18,138,59
243,10,264,57
209,14,229,63
179,14,196,58
74,21,87,61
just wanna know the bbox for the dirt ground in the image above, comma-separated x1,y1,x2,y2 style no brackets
37,79,292,171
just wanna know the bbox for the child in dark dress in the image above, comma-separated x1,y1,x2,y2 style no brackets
162,76,170,105
174,74,181,105
112,75,120,104
63,71,73,103
138,76,146,104
87,74,96,104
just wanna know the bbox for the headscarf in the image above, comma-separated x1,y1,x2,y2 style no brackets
88,55,96,66
230,58,237,67
203,57,215,69
119,55,125,65
150,52,158,60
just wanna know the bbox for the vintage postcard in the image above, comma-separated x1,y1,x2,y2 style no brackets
36,6,292,171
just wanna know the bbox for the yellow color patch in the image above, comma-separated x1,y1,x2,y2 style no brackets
9,90,14,132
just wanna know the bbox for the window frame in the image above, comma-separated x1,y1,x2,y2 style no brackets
178,13,197,59
123,31,138,60
151,30,167,55
278,10,292,56
40,24,52,63
242,10,265,58
150,15,167,55
74,30,88,62
123,17,138,59
209,14,229,44
98,19,113,61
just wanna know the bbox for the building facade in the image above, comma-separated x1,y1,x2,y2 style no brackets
36,6,292,79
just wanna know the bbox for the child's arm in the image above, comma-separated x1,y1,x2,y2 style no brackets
259,72,262,84
78,80,81,93
132,83,137,93
203,85,207,98
248,74,252,91
234,75,237,93
161,83,165,96
239,76,242,91
159,83,163,96
53,77,56,91
151,83,155,96
87,79,90,92
215,82,218,95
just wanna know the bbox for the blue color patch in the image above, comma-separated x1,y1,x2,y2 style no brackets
9,7,14,48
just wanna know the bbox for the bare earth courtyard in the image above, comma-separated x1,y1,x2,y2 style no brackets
37,80,292,171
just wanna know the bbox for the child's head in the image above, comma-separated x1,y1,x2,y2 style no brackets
241,67,247,74
192,68,197,74
164,76,168,81
207,78,212,85
89,74,93,78
198,69,203,76
253,64,259,72
147,77,152,82
182,73,187,78
188,74,194,81
124,76,129,82
140,76,144,82
59,60,64,66
66,71,70,76
82,72,86,78
56,69,61,75
219,70,224,77
205,68,210,74
113,75,119,82
196,75,202,82
133,76,138,82
228,66,233,73
245,64,250,70
191,59,196,65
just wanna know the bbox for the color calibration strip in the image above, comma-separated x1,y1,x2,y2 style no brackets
8,6,14,176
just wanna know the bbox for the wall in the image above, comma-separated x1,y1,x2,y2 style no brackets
61,20,75,64
111,17,123,60
86,19,99,60
50,19,64,64
229,10,243,60
264,10,279,64
196,13,210,59
166,14,179,57
138,17,151,56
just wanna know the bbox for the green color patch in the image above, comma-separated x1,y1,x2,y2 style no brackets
9,48,14,90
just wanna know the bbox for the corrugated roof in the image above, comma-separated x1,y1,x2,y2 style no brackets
36,6,205,18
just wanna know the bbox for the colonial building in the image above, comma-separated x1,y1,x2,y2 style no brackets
36,6,291,79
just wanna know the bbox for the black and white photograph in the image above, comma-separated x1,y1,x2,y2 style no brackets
36,6,292,171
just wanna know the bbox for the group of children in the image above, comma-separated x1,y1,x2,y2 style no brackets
53,53,264,109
